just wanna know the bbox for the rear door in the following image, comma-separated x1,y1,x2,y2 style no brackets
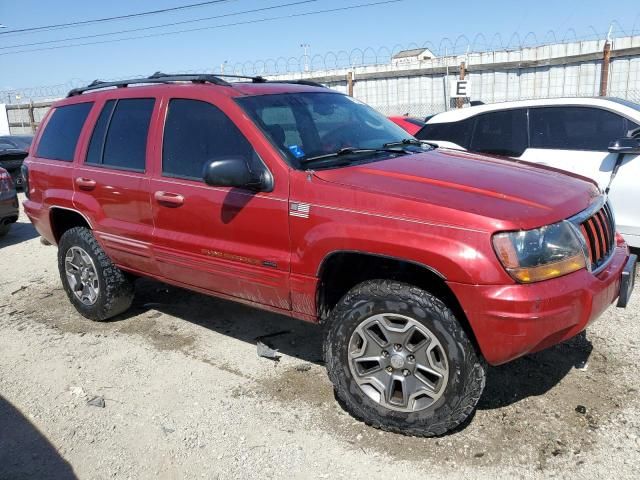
149,92,291,310
72,96,159,275
519,106,631,184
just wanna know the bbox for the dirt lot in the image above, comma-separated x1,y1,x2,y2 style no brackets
1,195,639,480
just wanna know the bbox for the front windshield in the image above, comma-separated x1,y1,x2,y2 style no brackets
237,92,414,168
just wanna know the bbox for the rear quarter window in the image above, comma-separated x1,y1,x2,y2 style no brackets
416,118,473,148
36,103,93,161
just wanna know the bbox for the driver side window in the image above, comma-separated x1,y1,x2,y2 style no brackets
162,99,256,181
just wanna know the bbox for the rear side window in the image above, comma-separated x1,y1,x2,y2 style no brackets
416,118,473,148
470,109,528,157
530,107,628,151
36,103,93,161
162,99,256,180
86,100,116,165
85,98,154,171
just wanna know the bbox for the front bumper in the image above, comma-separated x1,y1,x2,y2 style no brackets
448,243,632,366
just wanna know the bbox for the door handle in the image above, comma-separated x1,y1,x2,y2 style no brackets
75,177,96,191
154,191,184,208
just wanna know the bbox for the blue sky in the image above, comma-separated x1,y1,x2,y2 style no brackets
0,0,639,91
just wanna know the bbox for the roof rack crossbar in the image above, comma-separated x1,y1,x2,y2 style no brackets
278,79,326,88
67,72,326,97
67,72,234,97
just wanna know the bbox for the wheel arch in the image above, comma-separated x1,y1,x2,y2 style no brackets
316,250,481,354
49,207,93,244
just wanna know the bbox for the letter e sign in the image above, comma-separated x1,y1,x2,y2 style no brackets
451,80,470,98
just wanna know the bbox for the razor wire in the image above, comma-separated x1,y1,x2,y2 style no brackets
2,23,640,107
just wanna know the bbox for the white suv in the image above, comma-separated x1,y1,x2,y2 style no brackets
417,97,640,248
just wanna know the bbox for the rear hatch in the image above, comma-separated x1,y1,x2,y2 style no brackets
0,149,28,187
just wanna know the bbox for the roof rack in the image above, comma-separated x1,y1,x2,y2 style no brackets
67,72,325,97
280,79,326,88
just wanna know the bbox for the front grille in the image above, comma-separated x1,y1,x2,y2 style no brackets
579,202,616,271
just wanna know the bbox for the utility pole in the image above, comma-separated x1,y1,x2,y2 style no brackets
347,71,354,97
300,43,310,72
456,61,466,108
599,25,613,96
28,101,36,133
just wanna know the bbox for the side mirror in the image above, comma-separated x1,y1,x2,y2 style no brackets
608,137,640,155
202,158,272,192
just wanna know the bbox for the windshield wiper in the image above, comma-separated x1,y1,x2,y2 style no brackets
383,138,438,149
301,146,406,164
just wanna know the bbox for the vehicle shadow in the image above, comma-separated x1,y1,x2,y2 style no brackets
122,278,591,408
0,221,39,248
124,278,325,364
478,331,592,409
0,395,77,479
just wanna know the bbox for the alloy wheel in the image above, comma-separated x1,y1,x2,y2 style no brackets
347,313,449,412
64,246,100,306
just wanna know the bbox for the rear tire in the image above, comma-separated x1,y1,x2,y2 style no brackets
0,223,11,238
58,227,134,321
324,279,486,437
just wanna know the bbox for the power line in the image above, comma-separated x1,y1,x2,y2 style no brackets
0,0,405,56
0,0,321,50
0,0,239,36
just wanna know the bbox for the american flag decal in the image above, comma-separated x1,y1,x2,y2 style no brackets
289,202,310,218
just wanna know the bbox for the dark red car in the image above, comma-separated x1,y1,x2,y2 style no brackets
0,167,19,237
22,73,636,436
387,115,425,135
0,135,32,190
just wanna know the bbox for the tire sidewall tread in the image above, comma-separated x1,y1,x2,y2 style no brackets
57,227,134,321
0,223,10,237
324,279,486,437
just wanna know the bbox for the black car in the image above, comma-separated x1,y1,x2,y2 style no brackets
0,167,19,238
0,134,33,190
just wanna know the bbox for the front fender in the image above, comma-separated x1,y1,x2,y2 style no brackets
291,207,511,285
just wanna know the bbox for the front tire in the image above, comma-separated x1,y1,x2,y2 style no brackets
324,280,486,437
57,227,134,321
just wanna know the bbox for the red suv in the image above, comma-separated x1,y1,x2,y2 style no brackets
22,73,636,436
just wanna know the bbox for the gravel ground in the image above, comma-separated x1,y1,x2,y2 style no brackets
1,194,639,479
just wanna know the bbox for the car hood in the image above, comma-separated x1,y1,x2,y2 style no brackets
312,148,600,230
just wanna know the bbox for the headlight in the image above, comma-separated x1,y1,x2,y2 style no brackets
492,221,586,283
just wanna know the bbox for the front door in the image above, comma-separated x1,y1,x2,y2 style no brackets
149,94,291,310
